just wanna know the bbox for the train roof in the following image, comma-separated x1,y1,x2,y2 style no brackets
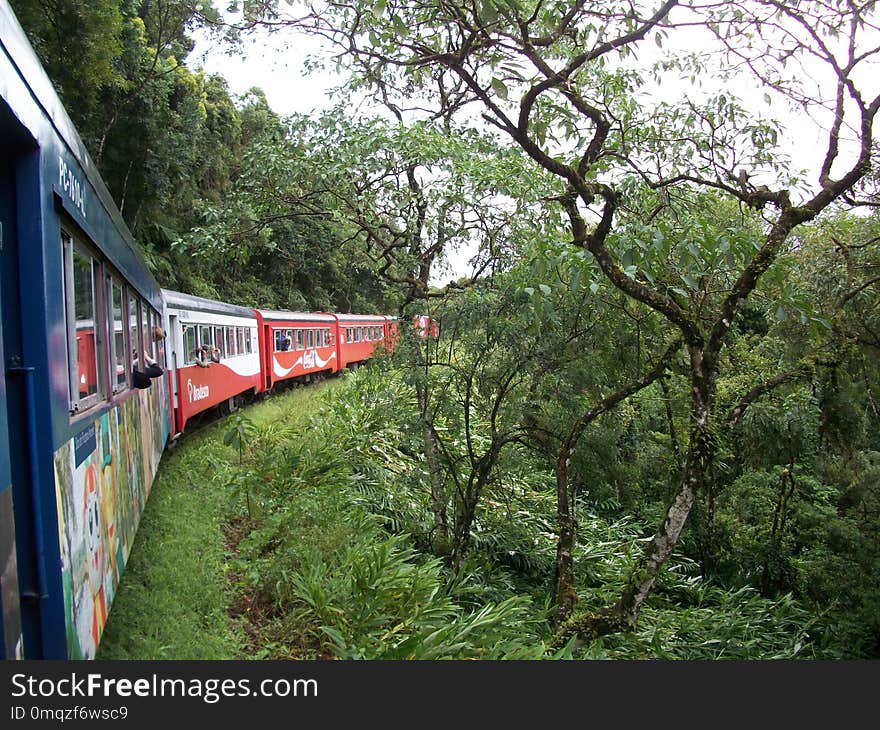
0,1,159,301
162,289,257,319
257,310,337,323
336,313,390,322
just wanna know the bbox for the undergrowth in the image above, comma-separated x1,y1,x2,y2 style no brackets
100,367,835,660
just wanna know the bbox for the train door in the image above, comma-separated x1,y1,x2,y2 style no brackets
0,104,30,658
167,313,180,432
0,235,22,659
1,102,66,659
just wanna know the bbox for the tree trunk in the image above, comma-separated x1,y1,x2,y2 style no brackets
554,454,577,626
418,381,450,555
558,356,716,643
615,364,715,627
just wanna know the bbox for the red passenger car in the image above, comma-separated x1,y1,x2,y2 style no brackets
162,290,262,435
255,310,339,391
336,314,393,370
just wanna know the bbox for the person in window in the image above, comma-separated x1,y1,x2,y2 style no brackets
131,348,163,389
284,334,293,351
194,344,211,368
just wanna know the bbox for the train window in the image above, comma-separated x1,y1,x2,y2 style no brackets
198,325,212,349
237,327,245,355
306,329,314,348
141,299,150,359
216,327,227,358
274,329,284,352
108,276,128,392
64,235,105,412
245,328,253,354
153,309,165,366
226,327,235,357
323,329,330,347
128,290,140,368
294,329,302,350
184,325,197,364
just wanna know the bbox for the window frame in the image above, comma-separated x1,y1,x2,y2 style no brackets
62,229,106,414
107,273,129,393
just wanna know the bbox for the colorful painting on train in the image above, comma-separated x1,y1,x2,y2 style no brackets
53,385,166,659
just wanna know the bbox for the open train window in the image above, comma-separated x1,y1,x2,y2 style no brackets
245,328,253,354
152,308,164,366
141,299,150,360
128,290,141,371
183,324,197,364
62,231,105,414
108,275,128,392
215,327,225,358
198,325,212,350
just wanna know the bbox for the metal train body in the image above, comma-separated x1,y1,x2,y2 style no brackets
1,2,170,659
162,297,395,439
0,3,395,659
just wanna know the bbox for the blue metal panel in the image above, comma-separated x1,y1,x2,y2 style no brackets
0,96,66,658
0,241,23,658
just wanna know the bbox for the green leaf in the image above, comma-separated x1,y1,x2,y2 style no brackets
682,274,700,290
491,77,509,100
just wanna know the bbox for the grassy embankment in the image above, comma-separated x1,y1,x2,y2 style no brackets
97,381,339,659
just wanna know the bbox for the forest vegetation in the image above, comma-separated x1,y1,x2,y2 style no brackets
14,0,880,658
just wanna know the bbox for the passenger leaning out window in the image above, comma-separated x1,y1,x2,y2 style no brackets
132,349,163,389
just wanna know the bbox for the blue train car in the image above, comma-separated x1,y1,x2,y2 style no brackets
0,1,171,658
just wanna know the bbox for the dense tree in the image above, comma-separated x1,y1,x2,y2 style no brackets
232,0,879,641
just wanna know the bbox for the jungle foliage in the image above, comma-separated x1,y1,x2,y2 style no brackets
18,1,880,658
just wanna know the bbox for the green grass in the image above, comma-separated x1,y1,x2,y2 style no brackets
97,380,342,659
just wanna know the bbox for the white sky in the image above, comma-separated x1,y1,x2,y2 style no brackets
189,25,346,116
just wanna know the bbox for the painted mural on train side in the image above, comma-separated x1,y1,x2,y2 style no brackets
52,383,167,659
